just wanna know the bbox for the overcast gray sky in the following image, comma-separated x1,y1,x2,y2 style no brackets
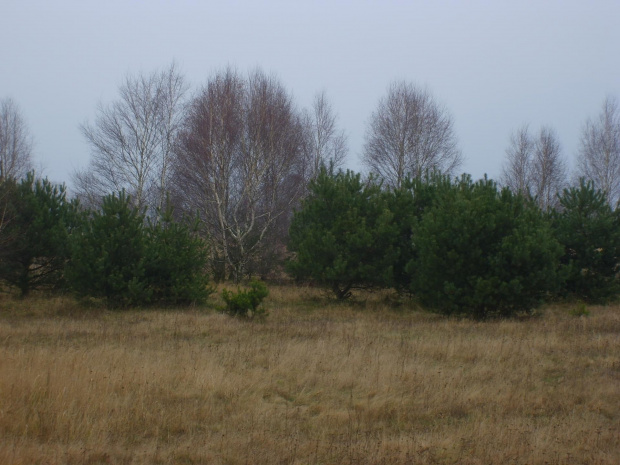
2,0,619,190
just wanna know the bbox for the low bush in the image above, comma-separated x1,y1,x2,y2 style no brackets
220,280,269,318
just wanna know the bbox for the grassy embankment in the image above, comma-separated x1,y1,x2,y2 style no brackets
0,286,618,464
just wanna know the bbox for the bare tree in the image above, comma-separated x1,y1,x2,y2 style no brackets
303,90,347,179
531,126,567,211
0,98,33,181
74,63,188,212
172,68,307,281
363,81,462,189
501,124,533,195
577,96,620,207
501,125,567,211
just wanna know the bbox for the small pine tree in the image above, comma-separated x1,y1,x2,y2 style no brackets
143,204,213,306
221,280,269,318
288,167,397,299
553,179,620,302
67,191,212,308
0,173,79,295
409,176,563,318
386,172,454,293
67,190,150,307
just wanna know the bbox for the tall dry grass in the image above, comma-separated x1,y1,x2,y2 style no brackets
0,287,618,464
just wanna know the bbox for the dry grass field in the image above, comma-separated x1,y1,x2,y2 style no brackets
0,286,618,464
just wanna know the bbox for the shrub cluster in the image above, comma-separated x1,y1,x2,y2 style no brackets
66,191,212,307
288,168,620,317
0,175,213,306
288,169,397,299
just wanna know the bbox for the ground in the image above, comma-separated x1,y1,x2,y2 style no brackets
0,286,618,464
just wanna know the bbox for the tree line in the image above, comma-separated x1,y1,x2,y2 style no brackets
0,166,617,317
1,63,619,314
289,168,620,317
73,65,351,282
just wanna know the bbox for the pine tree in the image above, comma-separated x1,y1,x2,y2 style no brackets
0,173,78,295
288,167,397,299
409,176,563,317
67,191,150,307
143,203,212,306
553,179,620,302
67,191,212,307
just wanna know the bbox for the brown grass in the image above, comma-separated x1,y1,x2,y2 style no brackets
0,287,618,464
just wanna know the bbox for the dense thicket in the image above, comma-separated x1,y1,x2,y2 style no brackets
385,172,454,293
5,75,620,315
1,167,618,315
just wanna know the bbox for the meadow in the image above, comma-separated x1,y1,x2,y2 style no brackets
0,286,618,464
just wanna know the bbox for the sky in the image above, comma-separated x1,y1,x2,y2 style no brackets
1,0,619,191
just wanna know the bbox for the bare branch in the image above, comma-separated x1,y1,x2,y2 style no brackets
74,63,188,213
303,90,348,179
501,124,567,211
172,68,306,281
0,98,33,181
501,124,533,195
531,126,567,211
576,96,620,207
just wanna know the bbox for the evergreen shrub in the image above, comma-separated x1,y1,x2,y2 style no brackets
220,280,268,318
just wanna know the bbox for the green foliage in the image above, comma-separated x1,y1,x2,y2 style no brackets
67,191,211,308
0,173,79,295
220,280,268,318
143,206,213,306
287,166,614,316
553,179,620,303
386,172,454,293
569,303,590,317
288,167,397,299
67,191,149,307
408,176,563,318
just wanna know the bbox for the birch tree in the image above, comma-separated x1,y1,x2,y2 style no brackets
577,96,620,207
501,125,567,211
363,81,462,189
501,124,533,195
0,98,33,182
303,90,347,180
173,68,306,281
74,63,188,212
531,126,567,211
